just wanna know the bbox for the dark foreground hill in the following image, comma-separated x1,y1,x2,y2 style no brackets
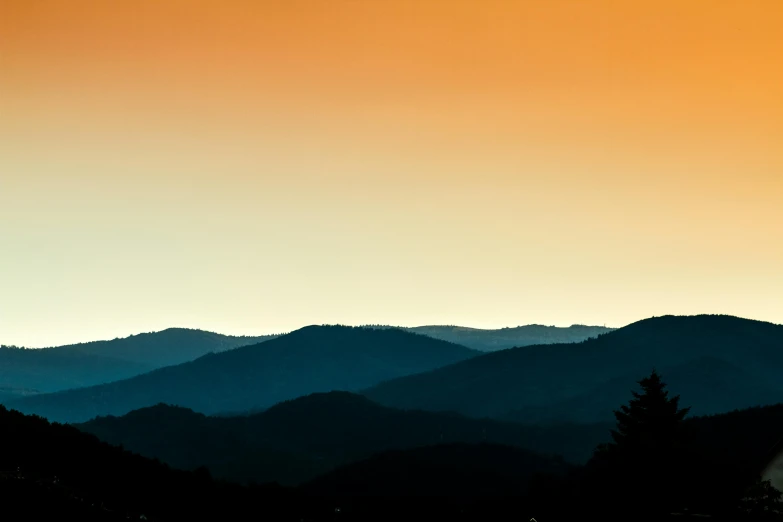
5,388,781,521
365,315,783,423
77,392,611,485
76,388,783,490
301,442,571,495
0,328,273,396
0,404,298,521
295,394,783,521
7,326,478,423
365,324,614,351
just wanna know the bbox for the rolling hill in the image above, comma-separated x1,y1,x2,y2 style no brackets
76,392,611,485
76,392,783,520
5,326,479,423
51,327,277,367
363,324,614,351
364,315,783,423
0,328,274,395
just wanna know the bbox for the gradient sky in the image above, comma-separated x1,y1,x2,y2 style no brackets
1,0,781,347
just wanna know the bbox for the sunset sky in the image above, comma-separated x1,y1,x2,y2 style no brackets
1,0,781,347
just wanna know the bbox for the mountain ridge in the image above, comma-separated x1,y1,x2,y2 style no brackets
75,391,612,485
5,326,479,423
364,315,783,422
0,328,276,395
361,323,614,351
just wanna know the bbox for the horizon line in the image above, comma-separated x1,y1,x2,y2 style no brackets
4,313,778,349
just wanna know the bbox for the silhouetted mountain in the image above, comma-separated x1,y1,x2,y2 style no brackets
299,392,783,521
0,329,273,395
76,392,611,485
7,326,478,423
365,324,614,351
365,315,783,423
54,328,277,367
74,391,783,520
0,404,298,521
8,373,783,521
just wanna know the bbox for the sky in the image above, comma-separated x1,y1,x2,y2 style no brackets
1,0,781,347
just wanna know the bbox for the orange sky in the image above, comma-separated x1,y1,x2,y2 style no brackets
1,0,781,346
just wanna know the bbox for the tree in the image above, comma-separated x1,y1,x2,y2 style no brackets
609,369,690,451
587,370,692,516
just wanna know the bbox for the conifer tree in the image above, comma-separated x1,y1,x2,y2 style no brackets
609,369,690,453
588,370,692,516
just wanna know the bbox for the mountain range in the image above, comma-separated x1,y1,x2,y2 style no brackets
0,328,274,398
4,326,478,423
5,315,783,426
3,314,783,520
362,324,614,351
0,323,609,401
76,391,610,485
72,393,783,505
365,315,783,423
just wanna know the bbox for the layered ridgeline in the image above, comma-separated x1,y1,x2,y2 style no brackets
0,400,575,522
7,373,782,521
363,324,614,352
0,328,275,398
365,315,783,423
77,390,783,497
76,392,610,486
5,326,478,423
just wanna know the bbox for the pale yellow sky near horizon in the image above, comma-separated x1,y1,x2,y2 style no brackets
1,0,781,347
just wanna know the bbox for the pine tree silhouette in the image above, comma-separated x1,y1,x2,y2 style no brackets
609,369,690,451
587,370,692,517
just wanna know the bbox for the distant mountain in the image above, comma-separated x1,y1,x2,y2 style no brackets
0,328,274,395
363,324,614,351
52,328,278,367
364,315,783,423
76,392,611,486
6,326,479,423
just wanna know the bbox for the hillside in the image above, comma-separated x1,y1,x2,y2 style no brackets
53,328,277,367
293,397,783,521
6,326,478,423
77,390,783,512
0,329,273,396
76,392,611,485
364,315,783,423
504,356,783,424
0,404,296,521
301,442,571,495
